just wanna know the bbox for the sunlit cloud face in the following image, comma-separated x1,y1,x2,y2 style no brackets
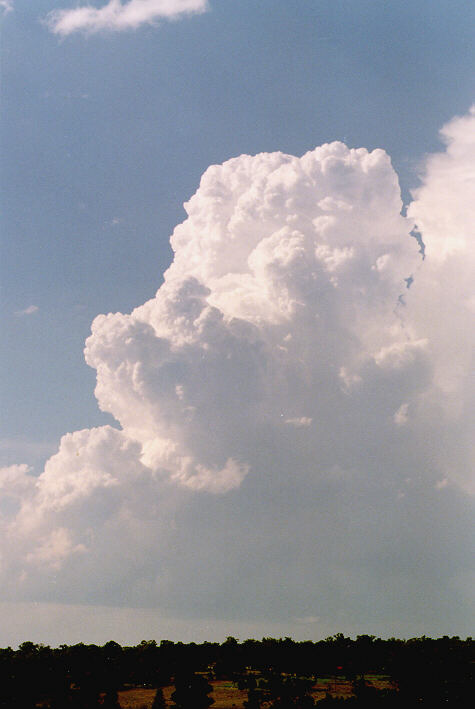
83,141,421,500
402,108,475,499
1,109,473,635
46,0,209,36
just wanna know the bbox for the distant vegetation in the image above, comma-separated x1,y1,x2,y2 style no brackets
0,634,472,707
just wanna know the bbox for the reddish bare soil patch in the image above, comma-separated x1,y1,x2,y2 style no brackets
119,682,247,708
118,687,156,708
118,676,394,708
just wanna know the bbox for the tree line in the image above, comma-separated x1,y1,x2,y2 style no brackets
0,634,472,707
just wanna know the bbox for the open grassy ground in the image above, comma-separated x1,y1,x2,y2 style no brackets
118,676,395,708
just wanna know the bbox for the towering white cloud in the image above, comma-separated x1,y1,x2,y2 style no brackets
47,0,209,36
82,142,422,503
408,107,475,261
1,110,473,633
406,106,475,493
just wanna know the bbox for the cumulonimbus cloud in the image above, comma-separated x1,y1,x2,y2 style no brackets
46,0,209,36
1,109,473,629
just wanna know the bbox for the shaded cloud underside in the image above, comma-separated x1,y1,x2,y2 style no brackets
1,108,473,633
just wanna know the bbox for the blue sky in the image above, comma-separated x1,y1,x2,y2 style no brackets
0,1,474,646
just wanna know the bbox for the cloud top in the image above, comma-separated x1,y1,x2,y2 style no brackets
46,0,209,36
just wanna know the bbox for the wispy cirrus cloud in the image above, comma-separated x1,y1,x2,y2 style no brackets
285,417,313,428
46,0,209,36
15,305,39,316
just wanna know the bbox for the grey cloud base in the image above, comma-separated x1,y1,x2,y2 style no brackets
1,110,474,638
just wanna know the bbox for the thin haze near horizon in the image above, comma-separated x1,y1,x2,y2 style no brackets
1,0,474,647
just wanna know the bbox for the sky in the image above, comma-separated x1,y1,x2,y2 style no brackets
0,0,474,648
